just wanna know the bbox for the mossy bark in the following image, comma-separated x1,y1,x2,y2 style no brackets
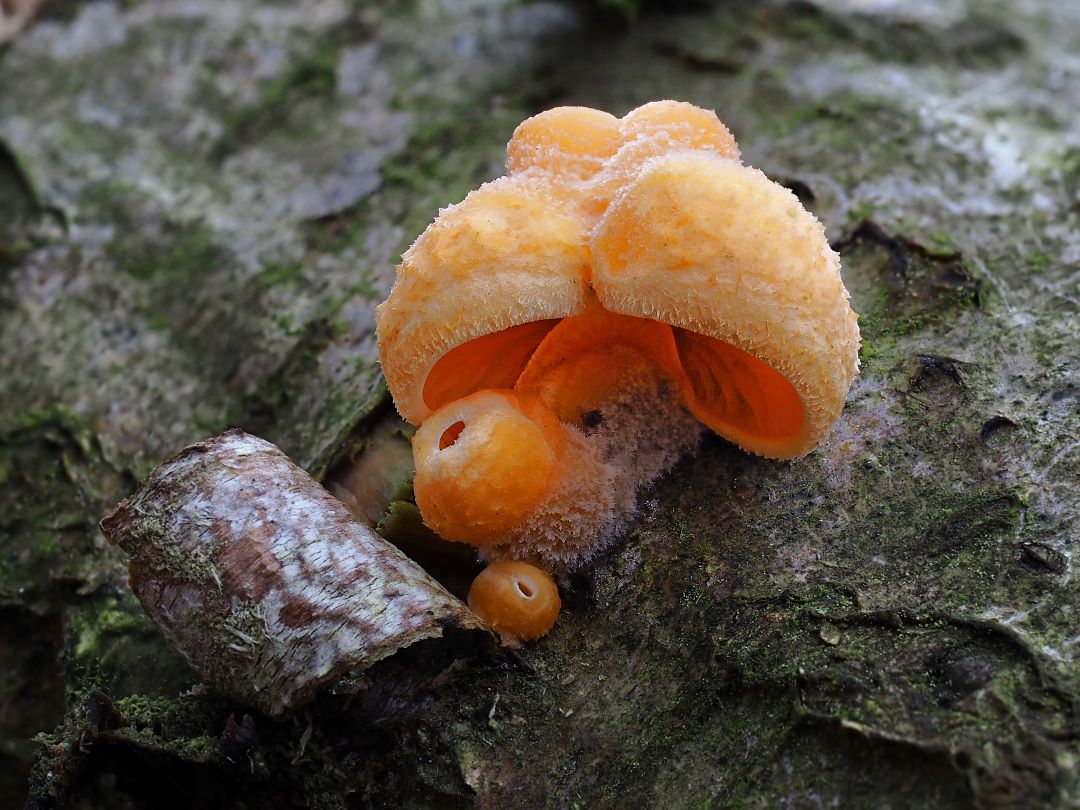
2,0,1079,807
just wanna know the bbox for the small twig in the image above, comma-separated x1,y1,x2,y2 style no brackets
0,0,47,44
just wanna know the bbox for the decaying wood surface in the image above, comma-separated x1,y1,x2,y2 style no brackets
3,1,1080,807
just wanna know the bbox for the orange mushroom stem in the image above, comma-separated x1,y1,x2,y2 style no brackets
468,561,561,641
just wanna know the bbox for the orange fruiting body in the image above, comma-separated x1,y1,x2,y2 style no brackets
515,302,685,427
412,388,618,568
411,390,565,546
468,561,561,641
375,99,860,572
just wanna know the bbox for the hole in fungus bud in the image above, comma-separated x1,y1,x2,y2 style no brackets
411,390,564,546
515,579,534,599
439,421,466,450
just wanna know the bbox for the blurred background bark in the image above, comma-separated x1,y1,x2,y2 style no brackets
2,0,1079,806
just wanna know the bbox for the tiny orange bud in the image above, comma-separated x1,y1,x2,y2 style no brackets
468,561,561,641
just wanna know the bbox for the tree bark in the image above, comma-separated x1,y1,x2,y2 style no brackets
2,0,1079,807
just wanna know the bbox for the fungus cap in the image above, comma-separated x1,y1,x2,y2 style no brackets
506,106,621,181
376,101,859,464
376,101,749,429
585,100,741,213
375,173,592,424
591,150,859,458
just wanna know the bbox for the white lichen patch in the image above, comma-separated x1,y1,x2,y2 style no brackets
815,376,902,490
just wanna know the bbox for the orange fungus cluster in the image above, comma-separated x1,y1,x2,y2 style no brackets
374,101,860,641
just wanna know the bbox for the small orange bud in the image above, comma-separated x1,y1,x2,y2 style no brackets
468,561,561,641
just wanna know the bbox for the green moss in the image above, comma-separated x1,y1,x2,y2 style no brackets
1025,251,1052,271
839,225,983,345
71,597,151,661
109,219,223,284
381,117,498,205
276,313,303,336
590,0,641,18
924,490,1022,559
7,403,93,436
0,411,125,602
212,41,342,159
0,142,41,262
258,259,304,288
1058,147,1080,198
36,534,63,558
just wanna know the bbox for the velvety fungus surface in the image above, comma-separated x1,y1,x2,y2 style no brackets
373,100,860,635
467,561,561,642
